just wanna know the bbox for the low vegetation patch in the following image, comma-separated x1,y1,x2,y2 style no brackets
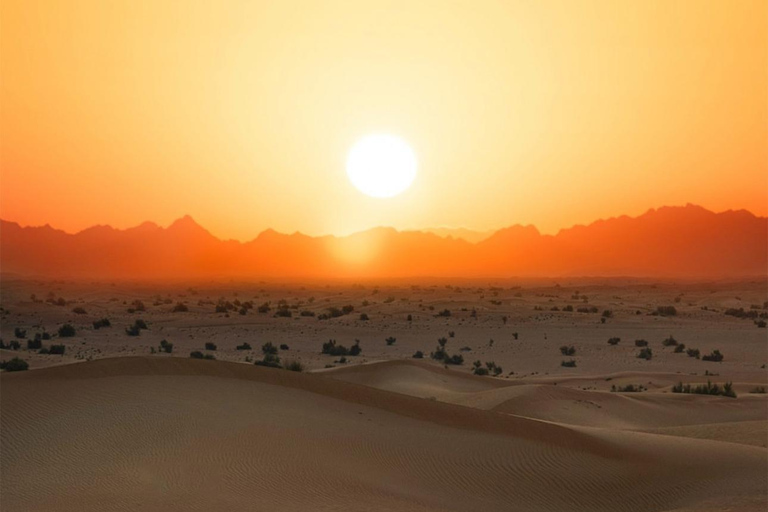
702,350,724,362
611,384,646,392
0,357,29,372
637,347,653,360
560,345,576,356
561,359,577,368
672,380,736,398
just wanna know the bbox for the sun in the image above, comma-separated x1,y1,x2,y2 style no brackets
346,134,417,198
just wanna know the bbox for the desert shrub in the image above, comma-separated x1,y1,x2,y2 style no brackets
359,313,369,321
602,310,613,318
0,357,29,372
561,359,577,368
236,342,252,350
702,350,724,362
93,318,111,329
749,386,767,394
26,338,42,350
674,343,686,353
205,342,217,351
662,336,678,347
686,348,700,359
444,354,464,365
274,308,292,318
562,305,574,312
58,324,76,337
560,345,576,356
159,339,173,353
255,353,281,368
724,307,757,319
42,332,51,340
125,325,141,336
300,310,315,317
607,337,621,346
128,300,146,313
172,302,189,313
5,340,21,350
284,359,304,372
215,304,228,313
672,380,736,398
48,344,65,355
14,327,27,339
385,336,396,346
757,320,767,328
412,351,424,359
634,339,648,347
72,307,87,315
134,319,148,330
279,344,289,350
436,309,451,317
611,384,646,392
190,351,204,359
407,314,413,321
321,339,361,357
257,302,271,313
342,305,355,315
637,347,653,360
473,366,489,376
431,347,448,361
261,342,277,355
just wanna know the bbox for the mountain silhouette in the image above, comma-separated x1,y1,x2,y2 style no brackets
1,205,765,279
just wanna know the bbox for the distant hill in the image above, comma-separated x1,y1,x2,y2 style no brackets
2,205,766,279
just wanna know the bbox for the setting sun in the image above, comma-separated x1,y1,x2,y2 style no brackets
346,134,417,198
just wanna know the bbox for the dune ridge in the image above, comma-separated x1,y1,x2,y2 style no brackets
2,357,766,512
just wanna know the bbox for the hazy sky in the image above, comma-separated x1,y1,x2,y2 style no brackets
2,0,766,240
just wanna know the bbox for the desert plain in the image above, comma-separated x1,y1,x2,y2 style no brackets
1,276,766,511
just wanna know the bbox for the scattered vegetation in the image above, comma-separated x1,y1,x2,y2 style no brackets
385,336,397,346
472,360,503,376
702,350,724,362
661,335,678,347
205,342,217,351
93,318,111,329
0,357,29,372
72,307,87,315
637,347,653,360
412,351,424,359
560,345,576,356
634,339,648,347
190,351,215,360
672,380,736,398
655,306,678,317
561,359,577,368
321,339,361,357
607,337,621,346
58,324,76,337
686,348,700,359
159,339,173,354
236,342,252,351
172,302,189,312
611,384,646,392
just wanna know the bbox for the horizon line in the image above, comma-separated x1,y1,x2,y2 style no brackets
1,202,763,244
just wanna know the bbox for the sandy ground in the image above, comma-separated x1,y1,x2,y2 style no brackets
1,278,767,510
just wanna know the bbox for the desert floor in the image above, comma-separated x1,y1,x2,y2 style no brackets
1,277,767,511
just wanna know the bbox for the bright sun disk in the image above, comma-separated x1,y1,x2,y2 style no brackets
346,134,417,198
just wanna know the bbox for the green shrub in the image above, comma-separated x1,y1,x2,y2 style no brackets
205,342,217,351
674,343,686,353
159,339,173,354
14,328,27,339
27,338,42,350
672,380,736,398
560,345,576,356
48,344,66,355
611,384,646,392
93,318,111,329
58,324,76,337
686,348,700,358
662,336,678,347
236,342,252,350
656,306,677,316
749,386,766,394
385,337,396,346
444,354,464,365
561,359,577,368
280,343,290,351
637,347,653,360
72,307,87,315
359,313,369,321
172,302,189,313
0,357,29,372
255,353,281,368
702,350,724,362
190,351,204,359
284,360,304,372
634,339,648,347
607,337,620,346
412,351,424,359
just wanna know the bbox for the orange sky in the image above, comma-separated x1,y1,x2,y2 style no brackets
2,1,766,241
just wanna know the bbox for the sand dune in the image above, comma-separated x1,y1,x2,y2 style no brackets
2,357,766,511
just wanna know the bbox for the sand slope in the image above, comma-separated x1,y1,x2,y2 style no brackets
2,358,767,511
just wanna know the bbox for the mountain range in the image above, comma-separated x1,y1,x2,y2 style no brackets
1,205,766,279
